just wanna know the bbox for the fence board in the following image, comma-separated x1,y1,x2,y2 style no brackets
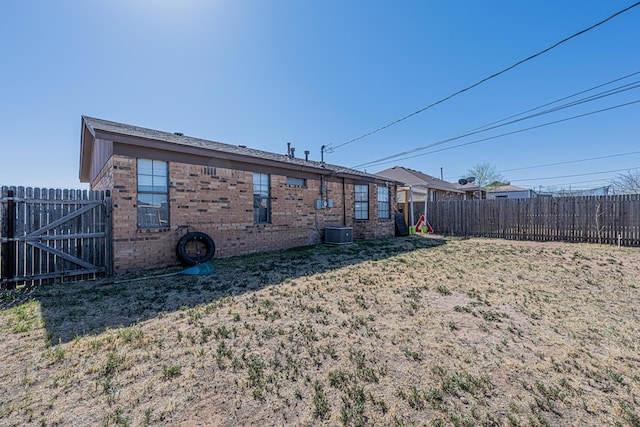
427,195,640,247
1,186,112,288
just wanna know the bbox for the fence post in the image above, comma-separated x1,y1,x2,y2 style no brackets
1,189,16,289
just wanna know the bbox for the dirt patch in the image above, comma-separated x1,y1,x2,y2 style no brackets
1,236,639,426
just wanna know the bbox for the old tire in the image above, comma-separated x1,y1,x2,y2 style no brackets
176,232,215,266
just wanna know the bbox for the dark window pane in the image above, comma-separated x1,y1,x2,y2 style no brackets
137,159,169,229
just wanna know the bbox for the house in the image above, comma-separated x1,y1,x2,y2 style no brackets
487,184,538,199
543,185,611,197
79,116,398,273
454,182,487,200
376,166,467,226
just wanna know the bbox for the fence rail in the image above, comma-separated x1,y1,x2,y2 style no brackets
426,195,640,246
1,186,112,288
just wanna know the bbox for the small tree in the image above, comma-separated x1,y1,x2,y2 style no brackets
611,170,640,194
464,162,505,188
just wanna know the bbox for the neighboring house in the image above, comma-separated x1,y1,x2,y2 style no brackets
545,185,611,197
487,185,538,199
454,182,487,200
80,116,398,273
376,166,466,226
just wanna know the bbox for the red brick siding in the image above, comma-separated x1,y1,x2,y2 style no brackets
92,155,395,273
91,156,114,192
350,183,396,240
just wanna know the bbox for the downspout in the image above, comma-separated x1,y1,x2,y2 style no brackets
403,189,409,226
409,185,415,227
424,189,428,223
314,174,324,240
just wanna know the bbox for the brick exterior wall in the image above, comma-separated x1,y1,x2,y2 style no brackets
91,156,114,192
92,155,396,273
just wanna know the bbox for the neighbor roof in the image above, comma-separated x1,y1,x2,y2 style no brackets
80,116,396,184
376,166,464,193
454,182,486,192
488,185,531,192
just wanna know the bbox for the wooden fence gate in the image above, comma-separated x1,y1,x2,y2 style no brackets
0,186,112,289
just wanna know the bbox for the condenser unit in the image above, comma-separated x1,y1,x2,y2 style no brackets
324,226,353,245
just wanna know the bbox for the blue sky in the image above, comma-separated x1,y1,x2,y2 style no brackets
1,1,639,191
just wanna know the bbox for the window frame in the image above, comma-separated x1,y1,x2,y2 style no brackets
377,186,390,220
253,172,271,224
354,184,369,221
285,176,307,187
136,158,169,229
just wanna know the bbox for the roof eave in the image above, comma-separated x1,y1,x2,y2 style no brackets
79,117,96,183
91,127,386,182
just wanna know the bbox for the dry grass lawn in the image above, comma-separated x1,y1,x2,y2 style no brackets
1,235,639,427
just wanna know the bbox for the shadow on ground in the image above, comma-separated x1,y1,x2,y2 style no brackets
1,235,446,343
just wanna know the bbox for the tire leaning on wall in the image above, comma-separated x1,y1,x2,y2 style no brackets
176,231,216,266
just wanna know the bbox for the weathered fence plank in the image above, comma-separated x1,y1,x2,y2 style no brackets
427,195,640,247
1,186,111,288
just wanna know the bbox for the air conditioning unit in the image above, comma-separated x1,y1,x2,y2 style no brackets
324,226,353,245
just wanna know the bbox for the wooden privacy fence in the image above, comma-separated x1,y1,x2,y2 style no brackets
1,186,112,288
426,195,640,246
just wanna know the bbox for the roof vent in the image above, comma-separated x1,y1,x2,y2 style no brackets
174,132,184,136
239,145,247,148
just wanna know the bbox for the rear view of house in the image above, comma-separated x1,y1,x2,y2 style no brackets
79,117,397,273
376,166,485,226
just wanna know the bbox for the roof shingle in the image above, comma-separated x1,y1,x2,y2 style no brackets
82,116,390,182
375,166,464,193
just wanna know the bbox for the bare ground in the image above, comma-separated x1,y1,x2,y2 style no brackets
1,235,639,427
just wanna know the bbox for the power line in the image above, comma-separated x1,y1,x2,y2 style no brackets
511,166,640,183
498,150,640,173
352,77,640,169
467,70,640,133
357,99,640,169
326,2,640,153
443,149,640,180
539,178,617,189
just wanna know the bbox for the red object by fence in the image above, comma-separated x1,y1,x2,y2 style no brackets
415,215,434,233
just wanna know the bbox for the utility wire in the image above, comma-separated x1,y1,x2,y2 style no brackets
511,166,640,182
326,2,640,152
353,79,640,168
357,99,640,169
467,70,640,133
540,178,617,188
444,149,640,180
353,83,640,169
498,150,640,173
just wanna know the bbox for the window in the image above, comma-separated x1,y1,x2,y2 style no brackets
137,159,169,228
377,186,390,219
286,176,306,187
253,173,271,224
354,184,369,220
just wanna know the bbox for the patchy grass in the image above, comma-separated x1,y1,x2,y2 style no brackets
1,235,640,426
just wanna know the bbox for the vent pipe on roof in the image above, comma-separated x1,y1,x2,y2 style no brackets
286,143,296,159
304,150,310,161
